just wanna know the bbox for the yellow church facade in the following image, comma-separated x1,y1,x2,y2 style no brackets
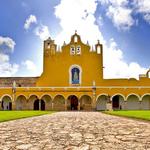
0,32,150,111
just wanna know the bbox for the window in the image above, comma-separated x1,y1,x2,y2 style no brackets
70,46,75,55
47,43,50,49
71,67,80,84
76,46,81,55
97,45,101,54
74,36,78,43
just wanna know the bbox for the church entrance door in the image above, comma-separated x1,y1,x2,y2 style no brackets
70,95,78,110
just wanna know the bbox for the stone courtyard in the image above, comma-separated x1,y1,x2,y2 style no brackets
0,112,150,150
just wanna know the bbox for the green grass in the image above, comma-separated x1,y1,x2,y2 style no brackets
0,111,55,123
104,110,150,121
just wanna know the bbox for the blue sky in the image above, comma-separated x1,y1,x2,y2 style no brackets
0,0,149,79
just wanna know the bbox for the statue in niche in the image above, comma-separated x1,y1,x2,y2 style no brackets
72,68,79,84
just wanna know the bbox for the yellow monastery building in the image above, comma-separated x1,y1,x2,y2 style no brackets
0,32,150,111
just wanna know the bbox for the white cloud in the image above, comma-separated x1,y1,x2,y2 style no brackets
0,53,19,77
106,5,134,30
0,36,19,76
54,0,148,79
22,60,36,71
55,0,104,45
134,0,150,24
144,14,150,24
99,0,134,30
103,39,147,79
35,25,50,41
134,0,150,13
0,36,16,53
24,15,37,30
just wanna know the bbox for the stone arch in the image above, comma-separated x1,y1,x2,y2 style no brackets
67,95,79,110
96,94,108,111
79,95,92,110
41,95,52,110
16,94,28,100
126,94,140,110
1,95,12,110
28,95,39,110
16,95,27,110
111,94,126,110
141,94,150,110
126,93,141,101
53,95,65,111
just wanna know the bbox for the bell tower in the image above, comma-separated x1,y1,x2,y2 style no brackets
43,37,57,73
44,37,57,57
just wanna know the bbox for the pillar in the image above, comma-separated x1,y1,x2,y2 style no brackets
78,101,80,111
65,100,67,111
39,100,41,110
92,93,96,111
139,101,142,110
52,101,54,110
124,101,127,110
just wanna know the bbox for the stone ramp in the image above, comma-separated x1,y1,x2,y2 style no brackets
0,112,150,150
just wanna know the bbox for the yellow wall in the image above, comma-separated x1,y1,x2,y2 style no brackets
36,33,103,86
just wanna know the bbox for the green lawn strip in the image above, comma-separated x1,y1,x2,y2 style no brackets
0,111,56,123
103,110,150,121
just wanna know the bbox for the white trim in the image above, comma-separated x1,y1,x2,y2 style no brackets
53,94,65,100
141,93,150,100
111,93,126,101
40,94,53,99
1,94,12,101
96,93,108,102
79,94,92,100
126,93,141,101
16,94,27,100
29,94,40,99
69,64,82,85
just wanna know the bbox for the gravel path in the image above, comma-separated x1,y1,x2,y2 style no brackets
0,112,150,150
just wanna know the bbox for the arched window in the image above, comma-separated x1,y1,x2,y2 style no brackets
74,36,78,43
97,45,101,54
69,65,82,85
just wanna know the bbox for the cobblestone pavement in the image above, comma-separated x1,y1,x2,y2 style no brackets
0,112,150,150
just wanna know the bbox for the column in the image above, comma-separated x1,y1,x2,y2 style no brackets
39,100,41,110
52,101,54,110
139,101,142,110
92,92,96,111
124,101,127,110
78,101,80,111
65,100,67,111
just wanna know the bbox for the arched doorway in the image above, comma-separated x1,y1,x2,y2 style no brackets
1,95,12,110
41,95,52,110
41,100,45,110
96,95,108,111
53,95,65,111
34,99,45,110
112,96,119,109
68,95,78,110
112,95,125,110
126,94,140,110
141,94,150,110
34,99,39,110
16,95,26,110
80,95,92,110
